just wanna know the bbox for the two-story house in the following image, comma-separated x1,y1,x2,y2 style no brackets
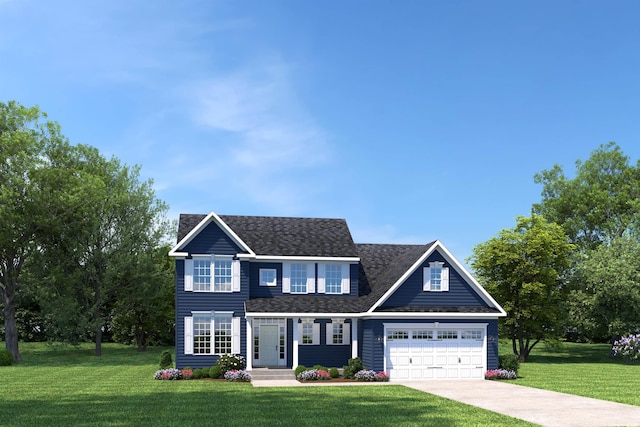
169,211,506,380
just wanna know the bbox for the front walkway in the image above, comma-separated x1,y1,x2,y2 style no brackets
398,380,640,427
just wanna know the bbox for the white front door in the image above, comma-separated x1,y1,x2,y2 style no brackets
260,325,279,366
386,326,486,380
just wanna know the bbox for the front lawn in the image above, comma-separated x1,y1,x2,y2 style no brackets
503,341,640,406
1,343,532,427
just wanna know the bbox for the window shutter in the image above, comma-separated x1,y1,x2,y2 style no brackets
423,267,431,291
184,317,193,355
442,267,450,291
342,264,350,294
343,323,351,345
232,260,241,292
326,322,332,345
185,259,194,291
231,316,241,353
317,264,326,294
297,322,302,341
282,263,291,293
307,263,316,293
312,323,320,345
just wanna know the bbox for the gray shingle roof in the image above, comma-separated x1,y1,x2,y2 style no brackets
176,213,494,315
177,214,358,258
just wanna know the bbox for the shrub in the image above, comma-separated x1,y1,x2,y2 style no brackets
181,369,193,380
613,334,640,363
312,365,329,372
215,354,246,375
209,365,222,379
153,368,181,380
485,369,517,380
498,354,520,375
297,369,330,381
329,367,340,378
224,370,252,382
192,368,203,379
200,367,210,378
159,350,173,369
343,357,364,379
0,349,13,366
294,365,308,376
375,372,390,382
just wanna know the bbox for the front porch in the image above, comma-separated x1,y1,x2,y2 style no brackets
245,316,358,370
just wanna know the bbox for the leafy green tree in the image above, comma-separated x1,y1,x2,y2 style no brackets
40,146,170,356
0,101,82,362
110,244,175,350
470,215,574,361
534,142,640,252
569,237,640,341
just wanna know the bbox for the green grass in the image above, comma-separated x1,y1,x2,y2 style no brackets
501,340,640,406
1,342,533,427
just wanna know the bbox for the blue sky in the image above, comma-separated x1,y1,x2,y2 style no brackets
1,0,640,263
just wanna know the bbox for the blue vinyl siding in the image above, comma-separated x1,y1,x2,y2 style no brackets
183,221,243,255
380,251,488,308
298,319,352,368
362,318,499,372
175,259,249,369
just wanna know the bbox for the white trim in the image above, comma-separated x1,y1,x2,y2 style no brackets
238,254,360,263
368,241,506,316
232,259,241,292
245,311,501,319
169,211,256,257
184,317,193,355
292,317,299,368
232,316,241,353
246,318,253,370
351,321,358,359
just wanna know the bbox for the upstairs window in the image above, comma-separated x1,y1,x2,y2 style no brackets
259,268,277,287
184,256,240,292
283,263,315,294
290,264,307,293
325,264,342,294
423,262,449,292
317,263,351,294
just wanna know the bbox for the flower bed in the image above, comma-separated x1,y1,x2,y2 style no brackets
354,370,390,382
297,369,331,381
484,369,517,380
613,334,640,364
224,370,252,382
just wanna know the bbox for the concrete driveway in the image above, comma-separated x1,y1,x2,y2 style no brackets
398,380,640,427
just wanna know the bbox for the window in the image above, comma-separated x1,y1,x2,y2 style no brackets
259,269,277,287
413,330,434,339
387,330,409,340
299,319,319,345
193,314,211,354
193,259,211,291
327,319,350,345
461,330,482,340
185,256,240,293
423,262,449,292
214,314,232,354
438,330,458,340
184,313,239,355
318,263,350,294
325,264,342,294
290,264,308,293
214,258,232,292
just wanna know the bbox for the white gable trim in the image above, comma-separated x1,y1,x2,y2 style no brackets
237,254,360,263
169,211,256,257
367,240,506,316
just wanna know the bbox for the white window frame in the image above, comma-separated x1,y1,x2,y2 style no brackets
259,268,277,287
423,261,449,292
184,255,241,293
317,263,351,294
298,319,320,345
326,318,350,345
283,263,315,294
184,311,240,355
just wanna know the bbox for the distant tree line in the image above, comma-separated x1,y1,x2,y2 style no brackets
0,101,175,363
470,142,640,361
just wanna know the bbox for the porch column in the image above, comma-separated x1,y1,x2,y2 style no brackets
292,317,299,368
246,317,253,370
351,319,358,359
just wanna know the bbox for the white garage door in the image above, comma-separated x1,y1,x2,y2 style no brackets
385,327,485,380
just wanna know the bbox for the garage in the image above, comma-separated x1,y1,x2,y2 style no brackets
384,325,486,380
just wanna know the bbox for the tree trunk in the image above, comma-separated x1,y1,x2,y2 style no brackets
2,273,21,363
